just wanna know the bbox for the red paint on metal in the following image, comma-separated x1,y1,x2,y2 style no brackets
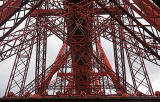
44,43,68,90
128,0,160,31
0,0,22,25
1,0,159,98
96,40,126,93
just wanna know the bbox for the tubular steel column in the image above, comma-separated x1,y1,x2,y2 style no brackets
65,0,93,94
124,39,154,95
112,19,126,92
35,16,47,95
5,17,35,97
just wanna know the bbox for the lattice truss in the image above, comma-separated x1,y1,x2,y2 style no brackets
0,0,159,97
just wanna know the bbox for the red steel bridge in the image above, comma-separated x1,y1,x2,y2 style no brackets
0,0,160,101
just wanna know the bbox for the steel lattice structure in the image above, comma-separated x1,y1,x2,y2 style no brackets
0,0,160,98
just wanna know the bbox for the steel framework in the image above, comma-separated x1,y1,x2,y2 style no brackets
0,0,160,98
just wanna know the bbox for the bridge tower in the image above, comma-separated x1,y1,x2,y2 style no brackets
0,0,160,100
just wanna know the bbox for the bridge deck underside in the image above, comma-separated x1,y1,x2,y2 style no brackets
1,97,160,102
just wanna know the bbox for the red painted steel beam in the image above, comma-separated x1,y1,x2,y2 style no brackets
31,9,63,16
4,34,35,96
35,21,48,95
65,1,93,94
57,72,107,77
0,0,45,42
1,97,160,102
138,0,160,14
26,44,68,95
94,0,160,60
0,0,23,26
44,44,67,82
31,8,122,16
42,44,69,93
96,41,112,70
96,40,126,93
91,51,126,93
15,63,56,95
124,0,160,32
116,0,160,44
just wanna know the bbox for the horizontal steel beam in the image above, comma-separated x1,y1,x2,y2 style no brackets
31,7,123,16
1,97,160,102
